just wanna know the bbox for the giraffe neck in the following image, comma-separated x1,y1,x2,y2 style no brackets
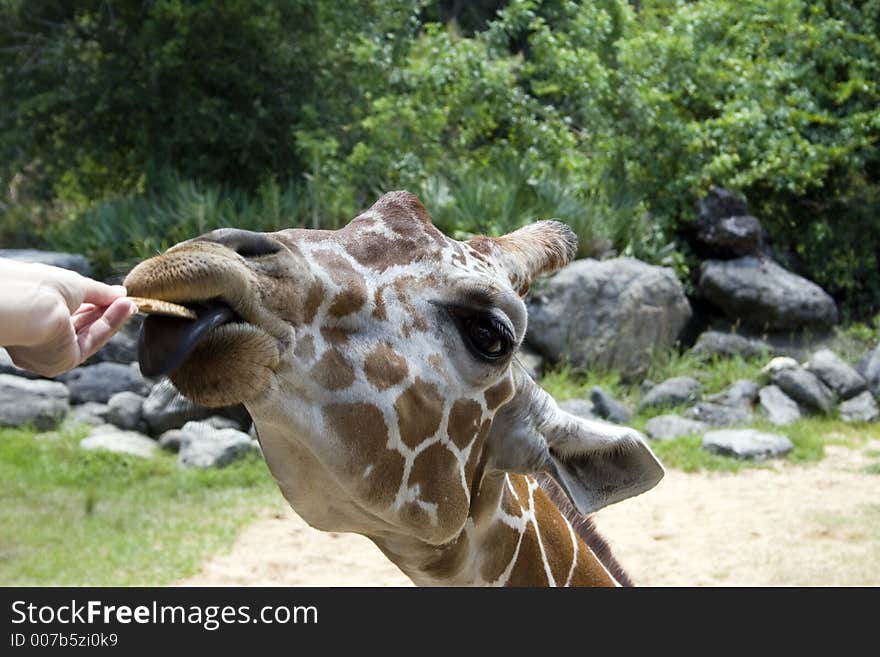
368,472,624,587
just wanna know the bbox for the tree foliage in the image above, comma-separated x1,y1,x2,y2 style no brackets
1,0,878,317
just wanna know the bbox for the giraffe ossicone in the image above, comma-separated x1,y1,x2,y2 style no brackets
125,190,664,586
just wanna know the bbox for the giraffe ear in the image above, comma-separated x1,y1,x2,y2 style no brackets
486,372,664,514
540,413,665,515
468,220,578,295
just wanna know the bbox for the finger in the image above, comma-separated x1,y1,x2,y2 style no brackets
72,304,104,332
76,298,137,361
79,278,127,307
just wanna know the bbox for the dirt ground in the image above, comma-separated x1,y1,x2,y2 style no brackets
179,440,880,587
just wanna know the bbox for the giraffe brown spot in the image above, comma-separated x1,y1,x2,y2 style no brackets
364,449,406,509
506,522,549,587
480,519,523,583
301,279,325,324
501,480,525,518
364,343,409,391
448,399,482,450
568,541,617,587
532,486,576,586
395,378,443,449
408,442,468,535
313,251,368,317
310,348,355,391
507,474,532,512
423,534,470,580
372,286,388,321
321,326,354,345
293,334,315,361
484,376,515,410
323,402,390,475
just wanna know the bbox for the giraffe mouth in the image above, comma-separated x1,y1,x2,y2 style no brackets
137,300,241,378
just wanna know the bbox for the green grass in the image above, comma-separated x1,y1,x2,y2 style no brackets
0,426,281,586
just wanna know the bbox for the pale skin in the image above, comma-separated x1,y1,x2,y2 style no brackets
0,258,138,377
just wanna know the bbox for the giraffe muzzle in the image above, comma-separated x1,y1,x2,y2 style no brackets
137,301,237,378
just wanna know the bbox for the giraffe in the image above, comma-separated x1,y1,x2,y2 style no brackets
124,191,664,586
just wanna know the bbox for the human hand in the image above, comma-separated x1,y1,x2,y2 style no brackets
0,258,138,377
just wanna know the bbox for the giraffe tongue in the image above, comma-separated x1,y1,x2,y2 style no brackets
137,303,235,378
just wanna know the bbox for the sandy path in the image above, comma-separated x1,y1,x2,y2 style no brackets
179,441,880,587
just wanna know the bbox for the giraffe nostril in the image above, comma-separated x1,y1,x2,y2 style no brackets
196,228,282,258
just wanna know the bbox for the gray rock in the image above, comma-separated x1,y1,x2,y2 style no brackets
0,374,70,430
141,380,215,434
85,332,137,365
703,429,794,460
839,391,879,423
515,345,544,380
558,399,597,420
698,256,838,331
105,391,146,431
695,187,764,257
771,368,836,414
589,386,632,424
705,379,759,409
527,258,692,380
856,345,880,398
638,377,701,410
139,380,250,435
805,349,866,400
177,423,258,468
0,348,43,379
157,429,188,452
79,424,157,459
0,248,91,276
65,402,110,427
58,362,149,404
758,385,802,426
684,402,753,427
690,331,772,360
200,415,247,431
645,414,708,441
640,380,656,396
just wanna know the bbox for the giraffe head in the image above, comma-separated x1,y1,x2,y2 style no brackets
125,191,662,544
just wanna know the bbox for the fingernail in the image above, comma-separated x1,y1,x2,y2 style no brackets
112,285,127,295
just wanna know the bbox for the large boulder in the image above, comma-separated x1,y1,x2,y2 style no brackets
805,349,866,400
693,187,765,258
527,258,691,380
771,368,836,414
703,429,794,461
684,402,753,427
645,414,708,441
0,374,70,429
758,385,802,426
638,377,701,411
857,345,880,398
177,422,259,469
698,256,838,331
105,391,146,432
690,331,772,360
58,362,149,404
141,379,250,435
839,391,879,423
80,425,157,459
705,380,759,409
0,248,91,276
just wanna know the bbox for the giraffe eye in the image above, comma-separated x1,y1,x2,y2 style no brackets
457,312,514,362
